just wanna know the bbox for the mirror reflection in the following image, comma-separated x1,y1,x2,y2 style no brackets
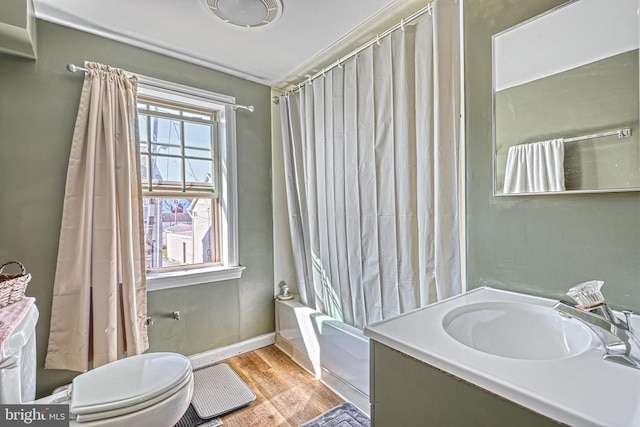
493,0,639,195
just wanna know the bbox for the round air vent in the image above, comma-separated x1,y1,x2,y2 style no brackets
206,0,283,28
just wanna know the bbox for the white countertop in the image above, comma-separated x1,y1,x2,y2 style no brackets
364,287,640,427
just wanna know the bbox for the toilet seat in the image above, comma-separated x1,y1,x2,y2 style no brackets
69,352,193,423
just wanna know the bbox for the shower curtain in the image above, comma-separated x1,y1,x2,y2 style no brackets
45,62,148,372
280,0,461,330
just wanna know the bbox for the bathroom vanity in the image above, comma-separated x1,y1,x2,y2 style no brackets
369,341,559,426
363,287,640,427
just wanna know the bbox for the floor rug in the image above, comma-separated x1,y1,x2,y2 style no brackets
191,363,256,419
300,402,370,427
174,363,255,427
174,404,222,427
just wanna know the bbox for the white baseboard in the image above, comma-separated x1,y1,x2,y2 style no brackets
189,332,276,369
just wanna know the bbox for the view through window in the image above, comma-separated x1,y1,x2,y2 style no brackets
137,95,221,271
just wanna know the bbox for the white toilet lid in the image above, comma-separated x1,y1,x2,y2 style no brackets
70,352,192,417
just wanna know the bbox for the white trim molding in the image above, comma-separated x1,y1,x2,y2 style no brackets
147,266,245,291
189,333,276,369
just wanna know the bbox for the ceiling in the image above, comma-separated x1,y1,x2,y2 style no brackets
32,0,423,88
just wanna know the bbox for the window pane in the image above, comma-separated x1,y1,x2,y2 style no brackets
183,111,211,120
140,141,149,155
185,148,211,158
184,122,213,151
151,155,182,184
185,158,213,186
140,154,149,182
143,197,219,269
152,105,181,116
138,115,149,143
150,117,182,146
151,144,181,156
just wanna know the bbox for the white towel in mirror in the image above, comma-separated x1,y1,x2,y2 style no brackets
502,138,565,194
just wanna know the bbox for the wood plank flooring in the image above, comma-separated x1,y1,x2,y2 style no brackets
218,345,344,427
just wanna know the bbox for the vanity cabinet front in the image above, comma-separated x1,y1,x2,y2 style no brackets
369,341,562,426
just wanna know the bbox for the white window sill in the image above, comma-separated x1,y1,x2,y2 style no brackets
146,265,245,291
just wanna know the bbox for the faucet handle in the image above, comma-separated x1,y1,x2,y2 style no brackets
567,280,605,308
623,310,633,330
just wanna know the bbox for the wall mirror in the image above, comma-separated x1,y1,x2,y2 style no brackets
493,0,640,196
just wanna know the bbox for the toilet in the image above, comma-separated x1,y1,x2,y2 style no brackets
0,299,194,426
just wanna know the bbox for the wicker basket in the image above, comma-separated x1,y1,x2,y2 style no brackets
0,261,31,308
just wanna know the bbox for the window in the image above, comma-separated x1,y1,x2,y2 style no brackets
137,78,242,290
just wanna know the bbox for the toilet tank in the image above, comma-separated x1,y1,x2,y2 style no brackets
0,300,39,404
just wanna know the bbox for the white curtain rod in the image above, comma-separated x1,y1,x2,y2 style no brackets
288,2,434,94
65,63,255,112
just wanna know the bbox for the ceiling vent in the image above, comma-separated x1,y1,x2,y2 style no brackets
206,0,283,28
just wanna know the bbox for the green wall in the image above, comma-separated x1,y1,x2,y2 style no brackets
0,20,273,398
465,0,640,308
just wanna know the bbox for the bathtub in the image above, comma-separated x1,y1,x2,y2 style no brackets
275,298,370,414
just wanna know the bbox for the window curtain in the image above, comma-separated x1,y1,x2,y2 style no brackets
280,0,461,330
45,62,148,373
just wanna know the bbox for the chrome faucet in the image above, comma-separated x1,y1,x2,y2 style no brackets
553,281,640,369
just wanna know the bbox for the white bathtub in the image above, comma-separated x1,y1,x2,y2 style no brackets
275,298,369,414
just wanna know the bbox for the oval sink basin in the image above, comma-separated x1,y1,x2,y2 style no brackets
442,301,593,360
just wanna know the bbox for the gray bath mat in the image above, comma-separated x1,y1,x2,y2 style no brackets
300,402,370,427
191,363,256,419
173,404,222,427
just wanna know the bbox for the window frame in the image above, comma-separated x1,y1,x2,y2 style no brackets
137,76,243,291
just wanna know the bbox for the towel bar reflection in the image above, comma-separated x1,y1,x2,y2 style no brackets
564,128,631,143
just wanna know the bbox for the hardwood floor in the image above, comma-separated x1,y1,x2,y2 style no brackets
218,345,344,427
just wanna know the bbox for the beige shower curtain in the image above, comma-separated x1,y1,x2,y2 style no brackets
45,62,148,373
